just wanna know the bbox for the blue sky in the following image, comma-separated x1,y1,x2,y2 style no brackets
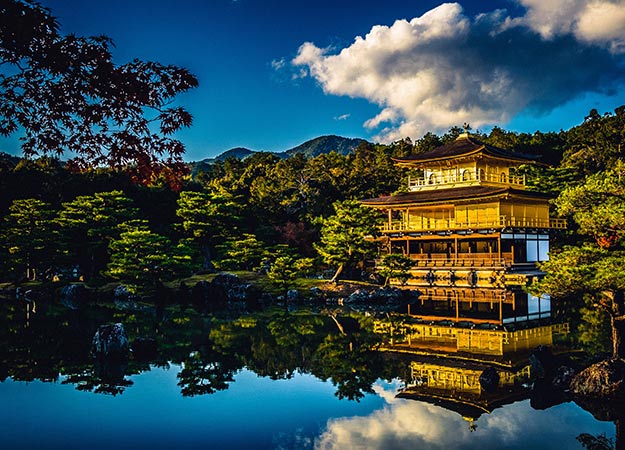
3,0,625,160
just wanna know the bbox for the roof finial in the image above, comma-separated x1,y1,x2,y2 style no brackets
457,123,471,140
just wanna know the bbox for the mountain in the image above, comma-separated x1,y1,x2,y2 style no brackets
195,135,369,168
280,135,368,158
213,147,255,161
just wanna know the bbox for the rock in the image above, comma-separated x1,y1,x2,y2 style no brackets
309,287,323,298
286,289,299,301
570,359,625,400
212,272,242,290
191,274,261,311
131,337,158,361
372,287,403,302
345,289,371,303
530,345,557,380
552,365,576,390
479,367,500,393
92,323,129,359
59,284,89,309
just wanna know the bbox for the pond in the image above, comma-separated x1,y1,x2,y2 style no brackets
0,297,619,450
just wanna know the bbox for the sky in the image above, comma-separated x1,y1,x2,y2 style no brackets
3,0,625,161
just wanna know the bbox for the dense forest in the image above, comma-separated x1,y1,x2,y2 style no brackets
1,0,624,363
1,106,623,293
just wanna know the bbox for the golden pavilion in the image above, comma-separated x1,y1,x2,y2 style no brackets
362,133,566,326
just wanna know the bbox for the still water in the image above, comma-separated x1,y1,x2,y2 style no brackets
0,299,618,450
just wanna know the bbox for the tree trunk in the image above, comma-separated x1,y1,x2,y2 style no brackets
330,263,344,284
201,244,213,271
612,315,625,360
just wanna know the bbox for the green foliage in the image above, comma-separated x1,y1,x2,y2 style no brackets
2,198,57,280
562,106,625,176
315,199,382,282
215,233,267,271
55,191,139,279
176,189,242,269
266,255,314,297
577,304,612,356
555,160,625,245
377,253,413,286
531,158,625,358
106,223,195,293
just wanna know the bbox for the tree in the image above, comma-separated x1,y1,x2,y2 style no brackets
105,222,195,293
315,199,382,283
215,233,266,271
561,107,625,176
531,161,625,359
266,255,313,299
377,253,412,287
176,190,241,270
2,198,57,280
55,191,139,279
0,0,198,187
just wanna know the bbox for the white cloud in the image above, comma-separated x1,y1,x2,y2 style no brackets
334,113,351,121
271,57,286,71
314,382,613,450
291,2,625,142
514,0,625,51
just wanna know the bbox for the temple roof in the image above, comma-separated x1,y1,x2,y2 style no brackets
393,133,541,166
361,186,550,207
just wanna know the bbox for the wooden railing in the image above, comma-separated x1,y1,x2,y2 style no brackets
406,252,513,268
381,216,566,233
408,170,525,191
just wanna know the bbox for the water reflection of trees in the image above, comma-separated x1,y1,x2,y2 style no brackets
0,300,400,401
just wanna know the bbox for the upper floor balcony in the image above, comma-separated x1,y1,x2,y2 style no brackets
408,169,525,191
380,215,567,233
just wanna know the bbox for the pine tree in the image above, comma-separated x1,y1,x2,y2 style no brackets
106,222,194,293
176,190,241,270
314,200,382,283
3,198,57,280
55,191,139,279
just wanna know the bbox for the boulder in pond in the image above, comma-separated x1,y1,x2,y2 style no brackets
92,323,129,359
530,345,557,380
570,359,625,401
479,367,500,393
60,284,89,309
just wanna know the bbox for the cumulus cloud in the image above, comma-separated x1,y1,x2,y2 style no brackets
291,2,625,142
314,383,613,450
513,0,625,51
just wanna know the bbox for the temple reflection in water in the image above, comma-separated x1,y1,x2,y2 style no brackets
364,134,570,428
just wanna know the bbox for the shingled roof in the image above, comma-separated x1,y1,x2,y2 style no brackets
393,133,540,165
361,186,550,207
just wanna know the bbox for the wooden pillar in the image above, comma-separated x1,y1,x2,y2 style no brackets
407,303,411,316
499,297,503,323
388,209,392,230
498,235,502,262
455,292,459,321
454,237,458,264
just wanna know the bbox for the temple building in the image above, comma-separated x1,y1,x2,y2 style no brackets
362,133,566,325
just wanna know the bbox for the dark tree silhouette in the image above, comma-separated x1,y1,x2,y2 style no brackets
0,0,198,188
